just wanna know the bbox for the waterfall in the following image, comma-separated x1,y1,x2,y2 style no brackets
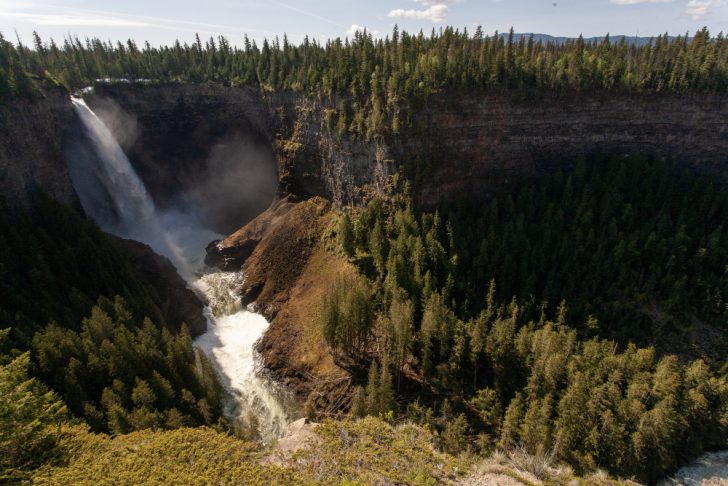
70,95,290,443
71,97,156,229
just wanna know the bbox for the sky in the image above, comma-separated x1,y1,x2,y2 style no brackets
1,0,727,47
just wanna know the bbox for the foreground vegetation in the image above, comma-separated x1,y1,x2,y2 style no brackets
327,156,728,483
2,352,462,485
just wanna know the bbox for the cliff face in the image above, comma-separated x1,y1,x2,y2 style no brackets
3,85,726,219
411,92,728,206
83,84,728,214
270,91,728,208
0,86,80,209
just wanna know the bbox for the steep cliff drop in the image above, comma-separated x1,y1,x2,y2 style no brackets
70,96,289,442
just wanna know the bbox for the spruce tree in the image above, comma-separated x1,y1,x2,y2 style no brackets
379,360,395,415
350,386,367,418
338,213,355,257
365,360,380,415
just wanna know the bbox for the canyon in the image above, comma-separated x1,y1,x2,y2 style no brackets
3,81,728,412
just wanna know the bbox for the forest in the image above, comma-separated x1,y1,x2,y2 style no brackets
2,26,728,140
0,196,225,479
328,156,728,483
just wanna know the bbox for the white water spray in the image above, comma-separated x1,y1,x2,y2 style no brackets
70,96,289,442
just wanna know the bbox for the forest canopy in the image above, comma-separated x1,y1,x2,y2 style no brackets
326,156,728,483
1,26,727,101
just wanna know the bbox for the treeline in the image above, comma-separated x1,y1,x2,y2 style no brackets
0,33,38,99
326,156,728,482
0,197,224,434
14,26,728,94
3,27,728,129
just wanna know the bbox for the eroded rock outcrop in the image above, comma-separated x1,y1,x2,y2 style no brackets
207,196,332,319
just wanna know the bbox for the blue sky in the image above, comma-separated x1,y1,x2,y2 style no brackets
2,0,726,46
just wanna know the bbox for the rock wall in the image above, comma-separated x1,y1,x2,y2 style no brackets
3,84,726,218
412,92,728,206
270,90,728,208
0,85,80,208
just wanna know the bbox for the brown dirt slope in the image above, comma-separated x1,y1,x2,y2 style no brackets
211,197,354,409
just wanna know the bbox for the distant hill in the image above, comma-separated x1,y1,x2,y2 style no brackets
503,32,680,46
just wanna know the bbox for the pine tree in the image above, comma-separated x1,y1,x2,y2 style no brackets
498,392,525,450
370,217,387,276
440,413,468,454
338,213,355,257
0,353,68,478
379,360,395,414
365,360,380,415
469,387,502,432
389,295,413,389
350,386,367,418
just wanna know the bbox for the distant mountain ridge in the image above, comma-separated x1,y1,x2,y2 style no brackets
504,33,681,45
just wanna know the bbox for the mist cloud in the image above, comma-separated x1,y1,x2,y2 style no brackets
86,97,139,151
186,134,278,234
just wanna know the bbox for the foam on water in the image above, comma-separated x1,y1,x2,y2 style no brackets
659,451,728,486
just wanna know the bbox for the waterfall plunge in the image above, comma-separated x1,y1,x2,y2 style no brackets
70,96,289,443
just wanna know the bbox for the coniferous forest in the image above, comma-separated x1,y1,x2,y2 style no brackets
1,22,728,485
2,26,728,139
328,156,728,483
0,196,225,431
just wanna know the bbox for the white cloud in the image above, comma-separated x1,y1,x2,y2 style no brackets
609,0,725,20
387,4,449,22
685,0,726,19
414,0,458,4
346,24,380,37
609,0,673,4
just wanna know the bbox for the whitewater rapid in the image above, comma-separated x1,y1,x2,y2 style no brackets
659,451,728,486
193,272,289,441
70,96,289,442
